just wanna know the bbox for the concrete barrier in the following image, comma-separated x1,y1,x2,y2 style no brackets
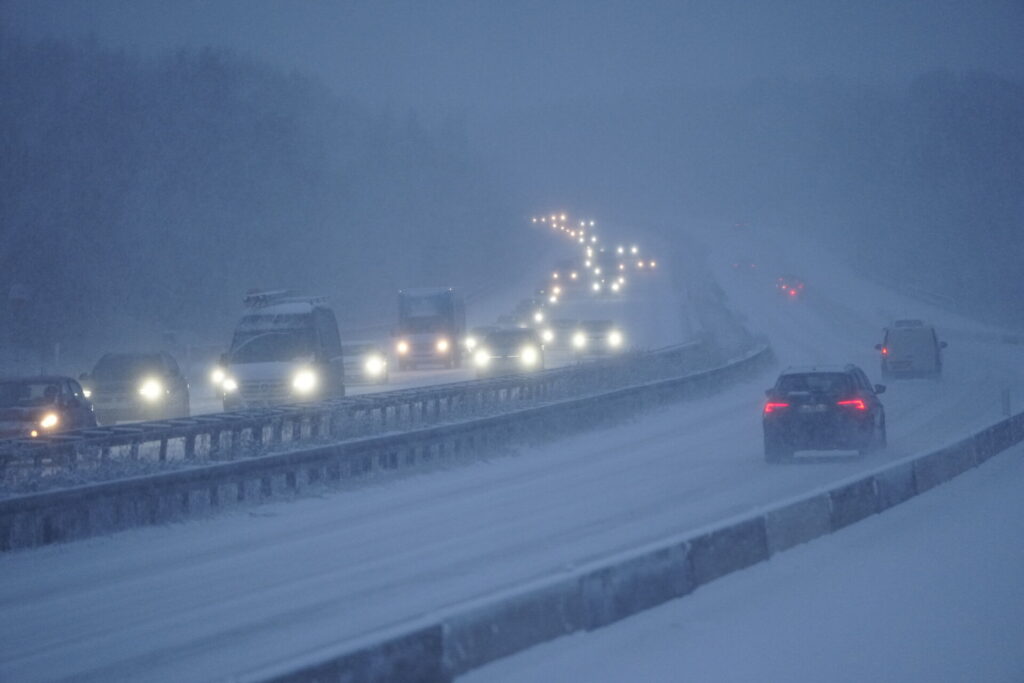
689,517,770,586
763,493,832,554
579,540,693,629
828,476,878,530
244,625,447,683
873,461,916,511
913,441,977,493
443,577,582,676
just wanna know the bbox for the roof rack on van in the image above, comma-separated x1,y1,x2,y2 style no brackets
893,319,924,327
243,290,327,309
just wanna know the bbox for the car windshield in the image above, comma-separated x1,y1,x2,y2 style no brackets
92,355,164,381
230,331,314,363
583,321,613,333
486,332,535,350
0,381,61,408
777,373,852,394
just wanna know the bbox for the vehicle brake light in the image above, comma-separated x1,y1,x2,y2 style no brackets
764,401,790,414
881,347,888,356
789,289,797,296
837,399,867,410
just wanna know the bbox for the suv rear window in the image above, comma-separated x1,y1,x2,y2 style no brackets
776,373,852,394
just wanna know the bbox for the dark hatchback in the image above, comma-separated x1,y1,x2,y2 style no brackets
0,376,97,439
762,365,886,462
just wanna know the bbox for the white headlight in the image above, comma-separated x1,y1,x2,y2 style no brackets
611,282,620,292
541,328,554,343
533,311,544,323
292,369,317,394
436,338,450,353
465,336,477,350
608,330,623,347
39,412,59,429
520,345,539,366
82,388,92,399
592,282,601,292
474,349,490,367
222,377,238,393
396,340,410,354
139,378,163,401
364,355,386,376
572,332,587,348
211,367,226,385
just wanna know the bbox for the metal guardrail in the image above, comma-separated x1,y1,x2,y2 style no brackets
0,343,773,551
0,341,713,494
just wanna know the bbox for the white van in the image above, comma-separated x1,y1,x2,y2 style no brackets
876,320,947,379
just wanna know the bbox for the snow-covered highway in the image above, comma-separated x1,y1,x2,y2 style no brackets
0,234,1020,682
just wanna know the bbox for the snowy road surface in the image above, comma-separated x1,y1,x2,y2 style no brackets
465,441,1024,683
0,236,1020,681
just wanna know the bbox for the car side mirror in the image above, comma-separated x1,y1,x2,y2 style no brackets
940,341,948,349
874,384,886,394
873,343,882,351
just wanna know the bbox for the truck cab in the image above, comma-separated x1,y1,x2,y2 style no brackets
394,287,466,370
217,291,345,410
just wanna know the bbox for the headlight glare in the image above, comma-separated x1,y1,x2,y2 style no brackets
292,369,318,394
39,413,59,429
139,378,163,401
364,355,386,376
474,349,490,367
541,328,554,343
520,346,539,366
222,377,239,393
211,367,226,385
396,340,410,355
572,332,587,349
608,330,623,347
436,338,450,353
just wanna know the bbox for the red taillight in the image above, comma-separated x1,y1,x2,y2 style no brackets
788,289,797,296
881,347,888,356
764,401,790,414
837,399,867,411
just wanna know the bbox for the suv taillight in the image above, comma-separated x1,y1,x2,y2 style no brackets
764,401,790,414
837,398,867,411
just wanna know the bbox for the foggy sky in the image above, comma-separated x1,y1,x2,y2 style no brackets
5,0,1023,116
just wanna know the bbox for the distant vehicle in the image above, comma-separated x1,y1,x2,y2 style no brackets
551,259,582,289
776,275,805,298
762,365,886,463
876,320,947,379
215,291,346,410
545,318,578,349
464,325,499,354
571,320,625,356
513,297,547,328
81,352,190,425
342,342,389,385
473,328,545,377
0,376,97,438
394,288,466,370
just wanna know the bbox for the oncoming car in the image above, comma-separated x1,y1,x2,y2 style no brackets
473,328,545,377
342,342,389,385
762,365,886,463
571,320,625,356
0,376,97,438
81,352,190,425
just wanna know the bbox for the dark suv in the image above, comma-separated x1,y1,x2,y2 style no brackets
762,365,886,462
81,352,190,425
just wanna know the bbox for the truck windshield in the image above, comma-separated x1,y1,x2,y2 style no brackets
230,331,314,363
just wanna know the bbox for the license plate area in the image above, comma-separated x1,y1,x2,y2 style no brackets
799,404,828,413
